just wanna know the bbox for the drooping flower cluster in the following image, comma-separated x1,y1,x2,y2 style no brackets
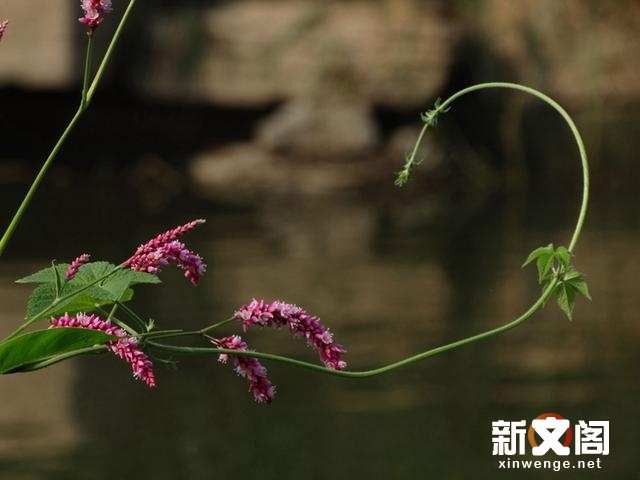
234,299,347,370
51,313,156,387
65,253,91,280
79,0,112,29
212,335,275,403
0,20,8,42
125,219,207,285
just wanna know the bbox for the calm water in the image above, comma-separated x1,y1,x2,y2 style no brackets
0,110,638,478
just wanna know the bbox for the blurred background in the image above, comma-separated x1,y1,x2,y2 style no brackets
0,0,638,478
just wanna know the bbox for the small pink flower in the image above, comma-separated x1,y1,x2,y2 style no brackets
51,313,156,387
212,335,275,404
65,253,91,280
79,0,112,29
0,20,8,41
234,299,347,370
124,220,207,285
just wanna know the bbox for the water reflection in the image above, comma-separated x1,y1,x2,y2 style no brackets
0,182,637,478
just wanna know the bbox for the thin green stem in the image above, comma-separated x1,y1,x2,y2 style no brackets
0,105,83,258
107,301,119,320
148,281,558,378
0,0,137,258
117,302,148,331
403,83,589,253
136,317,235,341
86,0,137,104
81,34,94,108
137,329,184,340
200,317,235,334
96,306,138,336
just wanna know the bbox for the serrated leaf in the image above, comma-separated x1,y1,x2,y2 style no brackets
536,253,555,283
522,244,554,268
555,246,571,267
16,264,70,284
21,261,159,322
556,284,576,321
0,328,112,374
26,284,57,320
72,262,160,302
563,269,582,282
25,283,111,321
567,277,591,301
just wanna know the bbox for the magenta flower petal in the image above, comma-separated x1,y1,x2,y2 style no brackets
125,220,207,285
79,0,112,29
212,335,275,404
50,313,156,387
234,299,347,370
65,253,91,280
0,20,8,42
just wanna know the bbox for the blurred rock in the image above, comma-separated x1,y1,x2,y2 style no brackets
257,98,378,158
478,0,640,102
145,0,456,107
189,143,375,202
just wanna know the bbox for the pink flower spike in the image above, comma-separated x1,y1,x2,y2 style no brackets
79,0,112,30
65,253,91,280
234,299,347,370
212,335,275,404
50,313,156,388
0,20,8,41
124,219,207,285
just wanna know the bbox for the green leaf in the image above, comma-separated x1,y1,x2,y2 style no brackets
0,328,112,374
72,262,160,302
567,277,592,301
522,244,554,268
26,284,57,320
22,261,160,321
16,264,70,284
556,284,576,321
563,268,582,282
536,253,555,284
25,283,109,320
555,246,571,268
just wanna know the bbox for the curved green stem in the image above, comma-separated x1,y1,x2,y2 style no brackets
401,82,589,253
147,83,588,378
0,0,137,258
148,281,558,378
